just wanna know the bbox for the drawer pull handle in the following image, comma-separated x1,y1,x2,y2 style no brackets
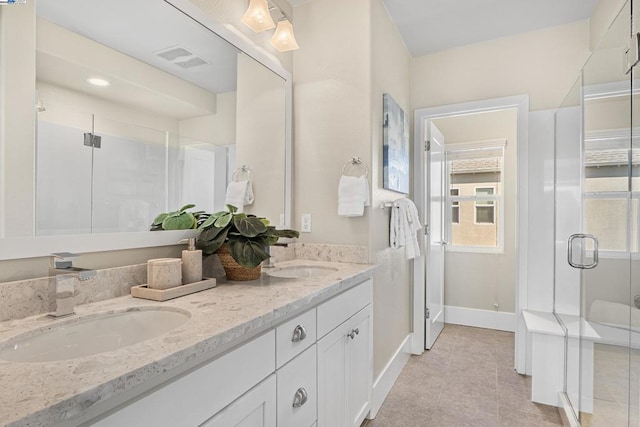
291,325,307,342
292,387,308,408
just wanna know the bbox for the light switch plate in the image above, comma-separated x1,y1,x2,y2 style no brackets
301,214,311,232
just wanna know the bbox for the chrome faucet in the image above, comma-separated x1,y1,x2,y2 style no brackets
262,243,289,268
49,253,96,317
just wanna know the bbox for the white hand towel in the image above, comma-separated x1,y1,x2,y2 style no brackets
225,180,254,213
338,175,370,217
390,198,421,259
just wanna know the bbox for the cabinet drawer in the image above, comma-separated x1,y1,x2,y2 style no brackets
200,375,276,427
95,331,275,427
317,279,372,338
277,344,317,427
276,308,316,368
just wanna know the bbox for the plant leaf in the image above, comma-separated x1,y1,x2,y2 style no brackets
197,228,229,255
227,236,270,268
233,216,267,238
152,212,169,226
179,204,196,212
226,204,238,213
162,212,196,230
214,212,233,228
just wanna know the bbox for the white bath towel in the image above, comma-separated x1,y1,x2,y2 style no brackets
338,175,370,217
390,198,421,259
225,179,254,213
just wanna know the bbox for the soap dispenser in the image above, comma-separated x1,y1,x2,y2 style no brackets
179,238,202,284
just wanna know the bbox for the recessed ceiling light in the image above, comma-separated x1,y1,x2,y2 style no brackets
87,77,110,87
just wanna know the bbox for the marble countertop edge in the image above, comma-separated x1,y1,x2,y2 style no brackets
2,260,376,427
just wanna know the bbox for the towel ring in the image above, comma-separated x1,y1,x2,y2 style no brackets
232,165,253,182
342,157,369,177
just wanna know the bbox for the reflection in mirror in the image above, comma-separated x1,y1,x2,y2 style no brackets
32,0,286,236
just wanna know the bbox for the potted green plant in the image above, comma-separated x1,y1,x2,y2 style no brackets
150,204,206,231
196,205,299,280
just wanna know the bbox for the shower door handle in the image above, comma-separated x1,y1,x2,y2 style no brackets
567,233,599,269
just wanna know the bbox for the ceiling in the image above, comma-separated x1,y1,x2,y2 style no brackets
288,0,598,57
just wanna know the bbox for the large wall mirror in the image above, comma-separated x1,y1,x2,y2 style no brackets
0,0,292,259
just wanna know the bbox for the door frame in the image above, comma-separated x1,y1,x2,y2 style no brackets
411,95,529,374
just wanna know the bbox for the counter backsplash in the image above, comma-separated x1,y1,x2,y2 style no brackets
0,243,368,323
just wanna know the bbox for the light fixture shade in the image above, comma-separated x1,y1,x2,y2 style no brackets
241,0,275,32
270,19,299,52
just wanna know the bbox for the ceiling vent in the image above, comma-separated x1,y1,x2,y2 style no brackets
154,45,210,69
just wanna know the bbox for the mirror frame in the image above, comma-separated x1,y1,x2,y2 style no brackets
0,0,292,260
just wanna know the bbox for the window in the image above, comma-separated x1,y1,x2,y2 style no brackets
445,142,505,252
450,188,460,224
475,187,495,224
583,135,640,255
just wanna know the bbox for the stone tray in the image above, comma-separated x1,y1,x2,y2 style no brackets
131,278,217,301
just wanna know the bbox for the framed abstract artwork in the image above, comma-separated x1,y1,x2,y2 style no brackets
383,93,409,194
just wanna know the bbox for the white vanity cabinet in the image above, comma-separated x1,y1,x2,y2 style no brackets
89,278,372,427
317,279,373,427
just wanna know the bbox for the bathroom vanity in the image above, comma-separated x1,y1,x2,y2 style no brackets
0,260,375,427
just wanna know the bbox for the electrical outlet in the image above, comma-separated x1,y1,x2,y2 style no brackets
301,214,312,232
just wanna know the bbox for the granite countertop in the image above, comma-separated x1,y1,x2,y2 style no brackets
0,259,376,427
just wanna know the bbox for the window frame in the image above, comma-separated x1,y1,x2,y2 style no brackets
445,141,505,254
474,186,496,225
450,187,460,224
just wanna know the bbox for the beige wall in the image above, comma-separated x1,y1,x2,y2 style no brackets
236,53,286,222
293,0,412,378
433,109,518,313
369,0,413,377
411,21,590,112
293,0,371,246
179,91,237,146
0,2,36,238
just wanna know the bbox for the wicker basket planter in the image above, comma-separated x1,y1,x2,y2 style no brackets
217,244,262,281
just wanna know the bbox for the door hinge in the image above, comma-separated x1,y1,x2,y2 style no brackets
425,308,430,319
425,224,430,235
425,140,430,152
624,32,640,74
83,132,102,148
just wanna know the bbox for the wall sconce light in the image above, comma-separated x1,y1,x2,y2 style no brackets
271,19,299,52
241,0,275,32
241,0,299,52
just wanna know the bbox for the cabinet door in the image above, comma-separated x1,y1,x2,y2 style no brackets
317,322,349,427
346,305,372,427
201,375,276,427
277,345,317,427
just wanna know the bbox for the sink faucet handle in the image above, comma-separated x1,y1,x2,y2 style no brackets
50,252,80,269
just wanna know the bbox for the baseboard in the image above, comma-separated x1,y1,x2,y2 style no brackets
444,305,515,332
369,334,412,419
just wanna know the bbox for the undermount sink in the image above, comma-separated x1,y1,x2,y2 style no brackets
266,265,339,279
0,308,190,363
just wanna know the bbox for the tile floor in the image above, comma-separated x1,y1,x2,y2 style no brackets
363,324,563,427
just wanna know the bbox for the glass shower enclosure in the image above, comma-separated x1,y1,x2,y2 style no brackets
554,1,640,425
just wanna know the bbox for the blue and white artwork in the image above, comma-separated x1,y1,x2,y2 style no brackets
383,93,409,194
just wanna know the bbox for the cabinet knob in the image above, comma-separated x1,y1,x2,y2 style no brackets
348,330,356,339
292,387,308,408
291,325,307,343
354,328,359,335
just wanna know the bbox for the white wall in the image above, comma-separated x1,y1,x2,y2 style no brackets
411,21,591,112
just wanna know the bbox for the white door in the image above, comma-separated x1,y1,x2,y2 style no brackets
346,305,372,427
425,122,446,349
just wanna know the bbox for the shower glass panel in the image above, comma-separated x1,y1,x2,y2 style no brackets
555,2,634,425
